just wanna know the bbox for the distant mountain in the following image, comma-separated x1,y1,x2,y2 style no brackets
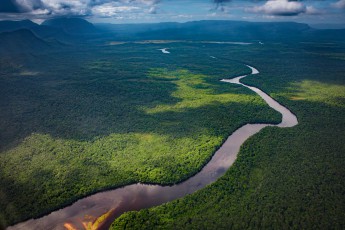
97,20,345,43
95,22,185,40
95,20,312,42
0,18,99,43
0,19,74,43
310,23,345,30
136,20,311,42
0,20,39,33
96,22,180,34
1,19,344,45
0,29,51,55
42,18,98,34
306,29,345,42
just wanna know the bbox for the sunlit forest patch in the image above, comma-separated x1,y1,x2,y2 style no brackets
289,80,345,107
144,68,259,114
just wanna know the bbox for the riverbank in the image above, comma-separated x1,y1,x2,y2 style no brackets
9,64,297,230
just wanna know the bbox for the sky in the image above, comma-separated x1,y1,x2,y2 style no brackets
0,0,345,25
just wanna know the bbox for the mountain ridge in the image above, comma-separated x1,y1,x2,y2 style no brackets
0,29,52,55
42,17,98,34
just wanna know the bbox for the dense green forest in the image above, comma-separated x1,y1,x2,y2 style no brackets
0,15,344,230
0,43,282,228
110,43,345,229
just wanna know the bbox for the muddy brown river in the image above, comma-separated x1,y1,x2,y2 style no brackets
8,64,298,230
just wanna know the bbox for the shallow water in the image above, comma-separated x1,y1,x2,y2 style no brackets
9,65,297,230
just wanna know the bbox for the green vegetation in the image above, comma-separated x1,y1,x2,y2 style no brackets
111,43,345,229
1,40,344,229
0,43,280,228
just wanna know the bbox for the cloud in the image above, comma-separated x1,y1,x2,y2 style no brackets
0,0,341,22
213,0,231,3
0,0,21,13
148,6,157,14
249,0,307,16
92,3,139,17
13,0,91,15
212,0,231,11
0,0,161,17
305,6,322,15
332,0,345,9
134,0,161,5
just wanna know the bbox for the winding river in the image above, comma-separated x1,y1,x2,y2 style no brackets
9,64,298,230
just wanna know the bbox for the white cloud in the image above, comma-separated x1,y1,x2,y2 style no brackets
172,14,193,19
92,3,139,17
13,0,161,17
15,0,90,15
14,0,43,12
148,6,157,14
332,0,345,9
305,6,322,15
133,0,160,6
249,0,306,16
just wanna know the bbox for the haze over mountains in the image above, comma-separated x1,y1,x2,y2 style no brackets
0,18,345,55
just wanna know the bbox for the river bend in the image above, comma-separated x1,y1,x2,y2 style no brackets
9,64,298,230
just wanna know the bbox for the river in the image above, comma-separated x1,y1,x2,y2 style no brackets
9,64,298,230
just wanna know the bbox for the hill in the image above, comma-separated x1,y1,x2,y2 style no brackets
42,17,98,35
96,20,312,42
0,20,39,33
0,19,75,44
1,19,344,45
146,20,311,42
305,28,345,42
0,29,51,55
96,20,345,43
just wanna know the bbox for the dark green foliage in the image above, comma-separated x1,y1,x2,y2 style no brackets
0,22,344,228
111,42,345,229
0,42,280,228
0,29,50,55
